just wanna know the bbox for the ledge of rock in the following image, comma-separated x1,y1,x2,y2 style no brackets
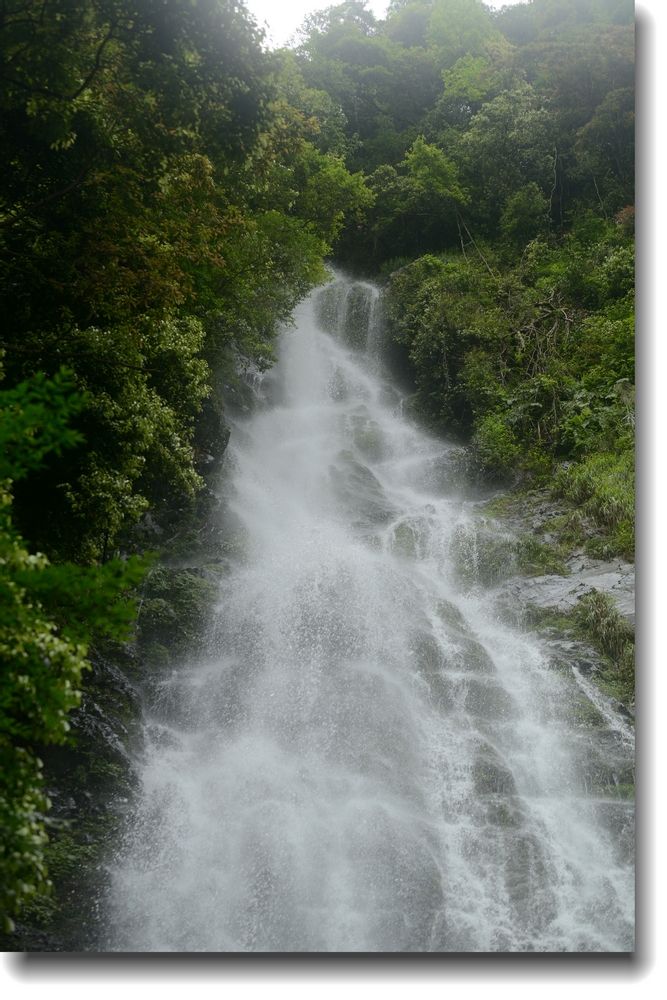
497,556,635,625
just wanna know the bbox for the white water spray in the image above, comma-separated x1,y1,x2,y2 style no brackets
106,277,634,952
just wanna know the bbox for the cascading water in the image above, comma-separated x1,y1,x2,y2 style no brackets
105,276,634,953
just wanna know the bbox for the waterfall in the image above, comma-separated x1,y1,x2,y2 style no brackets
105,276,634,953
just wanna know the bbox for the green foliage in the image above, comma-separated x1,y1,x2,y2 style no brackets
385,252,510,431
404,136,466,205
0,375,145,929
1,1,367,562
137,566,217,661
574,87,634,212
270,51,351,157
500,183,550,247
292,147,374,244
0,370,85,478
456,84,554,230
554,451,634,558
471,413,521,479
425,0,498,67
384,218,634,562
294,0,632,269
0,744,50,933
574,591,634,704
9,318,211,562
364,137,466,258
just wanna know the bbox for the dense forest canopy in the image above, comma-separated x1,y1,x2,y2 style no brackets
291,0,633,261
0,0,634,933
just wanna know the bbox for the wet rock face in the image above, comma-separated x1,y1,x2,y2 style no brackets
498,559,635,625
347,410,386,462
315,280,380,350
480,488,635,625
463,678,517,722
472,746,518,796
329,449,398,534
341,285,376,349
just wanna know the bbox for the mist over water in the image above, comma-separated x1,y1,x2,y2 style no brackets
106,277,634,952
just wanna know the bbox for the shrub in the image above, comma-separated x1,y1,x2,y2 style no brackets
554,450,634,557
574,591,634,705
0,374,145,930
472,412,521,479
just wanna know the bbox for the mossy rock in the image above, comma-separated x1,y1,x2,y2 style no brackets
140,596,178,635
350,414,385,461
341,284,376,348
455,638,495,674
570,693,608,729
434,599,467,631
503,832,554,926
409,630,446,675
390,518,422,558
613,782,635,801
472,745,518,796
137,566,217,657
142,640,172,667
483,797,525,828
330,451,396,529
596,781,634,800
449,523,517,588
315,281,347,336
515,536,568,577
480,495,515,518
450,520,568,589
407,628,453,710
433,600,495,673
328,366,349,401
463,678,517,721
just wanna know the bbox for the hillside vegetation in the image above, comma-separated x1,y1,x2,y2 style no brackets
295,0,634,553
0,0,633,935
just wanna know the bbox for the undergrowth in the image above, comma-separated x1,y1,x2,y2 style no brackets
573,590,635,706
554,451,634,560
